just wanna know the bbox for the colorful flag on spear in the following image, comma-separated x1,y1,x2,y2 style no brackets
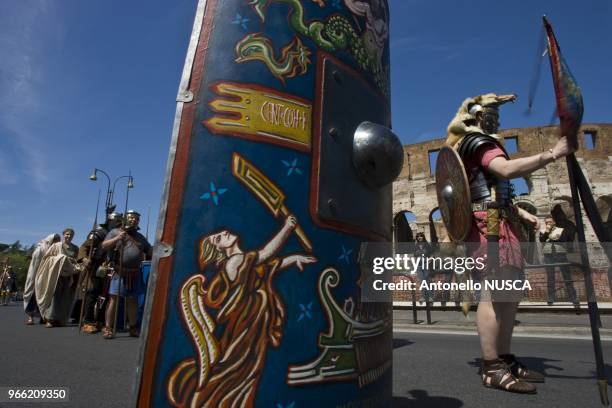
543,16,609,407
543,16,583,142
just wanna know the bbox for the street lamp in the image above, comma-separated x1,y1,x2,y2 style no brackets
89,168,135,218
111,174,135,206
89,168,112,213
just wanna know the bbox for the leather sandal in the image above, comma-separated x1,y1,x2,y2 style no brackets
481,359,537,394
82,323,100,334
500,354,545,383
102,326,114,339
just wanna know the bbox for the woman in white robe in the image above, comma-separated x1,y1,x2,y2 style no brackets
35,229,80,327
23,233,60,324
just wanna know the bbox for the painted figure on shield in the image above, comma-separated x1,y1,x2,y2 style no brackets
446,93,575,393
168,214,316,407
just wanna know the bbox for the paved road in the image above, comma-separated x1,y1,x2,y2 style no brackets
1,303,611,407
0,303,139,408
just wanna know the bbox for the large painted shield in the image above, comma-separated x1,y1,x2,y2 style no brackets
135,0,400,406
435,146,471,241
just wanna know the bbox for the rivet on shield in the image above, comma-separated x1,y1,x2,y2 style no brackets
332,70,342,84
328,127,339,139
442,185,453,201
327,198,337,214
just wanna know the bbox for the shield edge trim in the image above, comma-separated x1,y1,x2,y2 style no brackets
134,0,215,405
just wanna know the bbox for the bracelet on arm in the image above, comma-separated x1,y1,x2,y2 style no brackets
548,148,557,161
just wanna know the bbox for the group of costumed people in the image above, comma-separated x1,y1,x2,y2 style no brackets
21,210,151,339
0,261,18,305
445,92,575,394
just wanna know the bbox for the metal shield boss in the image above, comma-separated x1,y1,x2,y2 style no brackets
136,0,398,406
435,146,471,241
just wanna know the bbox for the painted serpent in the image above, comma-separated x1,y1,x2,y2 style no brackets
236,0,389,95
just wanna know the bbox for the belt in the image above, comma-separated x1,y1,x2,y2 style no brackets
471,201,513,211
472,202,518,221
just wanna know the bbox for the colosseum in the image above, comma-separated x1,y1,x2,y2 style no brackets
392,123,612,302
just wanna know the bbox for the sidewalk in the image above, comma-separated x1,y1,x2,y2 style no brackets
394,301,612,312
393,303,612,339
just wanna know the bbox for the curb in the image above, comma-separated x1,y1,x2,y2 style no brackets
393,302,612,314
393,322,612,340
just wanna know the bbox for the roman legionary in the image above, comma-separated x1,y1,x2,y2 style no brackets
445,93,574,393
101,210,151,339
77,212,122,333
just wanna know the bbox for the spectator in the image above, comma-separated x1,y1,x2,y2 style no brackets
540,212,578,306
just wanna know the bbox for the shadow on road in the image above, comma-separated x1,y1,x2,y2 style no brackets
393,390,463,407
393,338,414,349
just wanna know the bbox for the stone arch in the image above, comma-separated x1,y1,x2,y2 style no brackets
515,201,537,215
596,195,612,241
596,195,612,222
394,211,415,242
551,196,575,223
428,207,444,243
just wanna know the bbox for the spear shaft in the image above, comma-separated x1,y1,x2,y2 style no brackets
78,189,101,334
113,172,132,336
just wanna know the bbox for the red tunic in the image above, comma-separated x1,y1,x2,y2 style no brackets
464,144,523,271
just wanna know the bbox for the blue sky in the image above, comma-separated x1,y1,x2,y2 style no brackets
0,0,610,245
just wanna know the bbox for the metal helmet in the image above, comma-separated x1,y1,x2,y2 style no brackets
107,212,124,229
126,210,141,218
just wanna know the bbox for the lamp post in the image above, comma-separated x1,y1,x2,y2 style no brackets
89,168,135,217
111,173,135,209
89,168,112,213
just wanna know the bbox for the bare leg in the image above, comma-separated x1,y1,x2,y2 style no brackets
126,297,138,327
105,295,117,328
476,292,500,360
496,301,518,355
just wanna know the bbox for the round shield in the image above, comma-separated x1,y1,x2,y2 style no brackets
435,146,471,241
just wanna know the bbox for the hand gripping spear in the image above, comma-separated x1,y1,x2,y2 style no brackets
543,16,608,406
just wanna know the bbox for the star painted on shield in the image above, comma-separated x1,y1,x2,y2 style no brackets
297,302,313,322
339,245,353,264
200,182,228,206
231,13,250,30
282,158,302,176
